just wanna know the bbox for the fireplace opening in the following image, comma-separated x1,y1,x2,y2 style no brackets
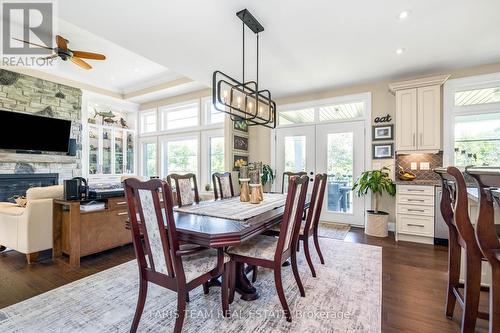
0,173,59,202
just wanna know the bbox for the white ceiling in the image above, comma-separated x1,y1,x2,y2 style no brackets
55,0,500,99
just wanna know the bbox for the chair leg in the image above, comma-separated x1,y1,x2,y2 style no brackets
26,252,39,264
446,240,461,319
203,282,210,295
461,253,482,333
229,261,236,304
274,269,292,322
291,251,306,297
185,292,190,303
252,266,258,283
490,265,500,333
221,263,230,317
174,290,187,333
313,230,325,265
130,279,148,333
303,238,316,277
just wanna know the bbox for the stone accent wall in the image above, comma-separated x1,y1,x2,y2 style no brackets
0,69,82,181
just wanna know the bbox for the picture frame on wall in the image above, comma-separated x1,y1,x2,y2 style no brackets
372,143,393,159
233,117,248,133
372,124,393,141
233,154,249,171
233,135,249,151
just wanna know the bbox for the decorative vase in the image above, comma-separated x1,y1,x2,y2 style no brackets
239,179,250,202
250,184,261,204
258,184,264,201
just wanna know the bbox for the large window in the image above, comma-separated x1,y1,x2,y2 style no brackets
445,73,500,166
140,110,157,134
138,98,225,190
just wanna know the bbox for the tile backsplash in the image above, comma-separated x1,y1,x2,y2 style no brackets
396,152,443,182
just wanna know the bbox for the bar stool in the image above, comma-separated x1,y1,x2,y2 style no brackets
466,167,500,333
436,167,489,333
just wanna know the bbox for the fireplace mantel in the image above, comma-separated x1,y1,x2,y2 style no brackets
0,152,77,164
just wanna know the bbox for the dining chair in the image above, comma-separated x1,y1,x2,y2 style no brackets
266,173,328,277
282,171,307,193
466,167,500,333
442,166,490,333
212,172,234,200
167,173,200,207
124,178,231,333
226,175,309,322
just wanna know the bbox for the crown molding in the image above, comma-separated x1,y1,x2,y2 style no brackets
389,74,451,94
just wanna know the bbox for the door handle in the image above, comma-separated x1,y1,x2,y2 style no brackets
309,172,314,175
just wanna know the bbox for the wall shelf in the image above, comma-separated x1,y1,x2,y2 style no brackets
0,152,77,164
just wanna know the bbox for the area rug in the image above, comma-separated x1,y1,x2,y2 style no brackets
0,238,381,333
318,222,351,240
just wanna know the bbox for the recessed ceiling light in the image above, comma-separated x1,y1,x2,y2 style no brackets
395,48,404,55
399,10,410,20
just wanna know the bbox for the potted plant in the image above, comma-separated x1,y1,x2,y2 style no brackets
261,164,275,192
352,166,396,237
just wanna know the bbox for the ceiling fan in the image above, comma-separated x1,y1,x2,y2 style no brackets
12,35,106,70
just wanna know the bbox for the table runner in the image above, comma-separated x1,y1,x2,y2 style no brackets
174,193,287,221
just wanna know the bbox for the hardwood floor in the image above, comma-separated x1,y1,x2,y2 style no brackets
0,228,490,332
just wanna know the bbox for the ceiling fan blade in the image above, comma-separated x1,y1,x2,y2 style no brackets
12,37,52,50
41,54,59,60
71,50,106,60
71,57,92,70
56,35,68,50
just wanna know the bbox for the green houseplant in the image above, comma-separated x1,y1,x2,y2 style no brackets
352,166,396,237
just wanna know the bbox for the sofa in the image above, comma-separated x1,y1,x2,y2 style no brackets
0,185,63,263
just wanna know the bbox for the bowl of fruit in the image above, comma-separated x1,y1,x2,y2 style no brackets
397,165,416,181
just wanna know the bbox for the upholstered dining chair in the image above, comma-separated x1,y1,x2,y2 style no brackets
212,172,234,200
124,178,231,333
266,173,327,277
466,167,500,333
167,173,200,207
441,167,490,333
282,171,307,193
226,175,309,322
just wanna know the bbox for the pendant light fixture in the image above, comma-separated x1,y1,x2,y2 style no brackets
212,9,276,129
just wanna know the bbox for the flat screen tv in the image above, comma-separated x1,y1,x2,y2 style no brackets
0,110,72,153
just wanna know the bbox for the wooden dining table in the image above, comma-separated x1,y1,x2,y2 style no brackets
129,193,309,301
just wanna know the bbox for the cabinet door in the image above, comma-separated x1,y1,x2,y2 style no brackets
114,129,124,174
417,85,441,150
88,126,100,175
125,131,135,174
395,88,417,151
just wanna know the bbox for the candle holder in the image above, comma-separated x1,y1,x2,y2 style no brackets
258,183,264,201
249,184,261,204
239,178,250,202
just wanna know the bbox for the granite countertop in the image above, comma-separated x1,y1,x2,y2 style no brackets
395,179,440,186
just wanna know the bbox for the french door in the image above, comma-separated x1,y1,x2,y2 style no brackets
275,121,366,226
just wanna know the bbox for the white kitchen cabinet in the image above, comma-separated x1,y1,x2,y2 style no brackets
390,75,449,153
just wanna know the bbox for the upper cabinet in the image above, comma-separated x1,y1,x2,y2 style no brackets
390,75,450,153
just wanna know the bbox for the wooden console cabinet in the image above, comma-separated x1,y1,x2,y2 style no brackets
52,197,131,268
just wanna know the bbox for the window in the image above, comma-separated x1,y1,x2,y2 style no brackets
141,140,157,177
209,136,225,177
203,98,225,124
444,73,500,166
319,102,364,121
160,101,199,130
284,136,306,172
162,138,198,177
278,108,314,125
140,110,157,133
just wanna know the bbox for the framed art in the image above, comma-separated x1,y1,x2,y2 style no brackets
233,135,249,151
372,124,393,141
233,154,249,170
233,117,248,133
372,143,393,159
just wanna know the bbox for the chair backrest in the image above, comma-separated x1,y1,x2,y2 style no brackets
282,171,308,193
303,173,328,236
124,178,187,285
446,166,483,255
212,172,234,200
275,175,309,260
435,168,461,241
167,173,200,207
465,167,500,262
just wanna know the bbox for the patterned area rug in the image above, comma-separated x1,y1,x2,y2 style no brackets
318,222,351,240
0,239,381,333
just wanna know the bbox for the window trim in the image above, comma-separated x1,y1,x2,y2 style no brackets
138,136,158,178
139,109,158,134
201,129,225,190
443,72,500,166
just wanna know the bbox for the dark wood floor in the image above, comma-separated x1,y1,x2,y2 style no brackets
0,228,490,332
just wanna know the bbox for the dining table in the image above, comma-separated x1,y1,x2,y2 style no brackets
135,193,310,301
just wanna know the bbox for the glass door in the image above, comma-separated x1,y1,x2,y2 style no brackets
88,126,99,175
275,125,315,193
315,121,365,226
125,131,135,174
102,127,112,174
114,129,124,174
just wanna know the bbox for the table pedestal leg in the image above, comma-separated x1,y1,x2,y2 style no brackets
235,263,259,301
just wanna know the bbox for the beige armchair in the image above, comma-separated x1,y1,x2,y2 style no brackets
0,185,63,263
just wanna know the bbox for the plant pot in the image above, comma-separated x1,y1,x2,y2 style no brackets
365,210,389,237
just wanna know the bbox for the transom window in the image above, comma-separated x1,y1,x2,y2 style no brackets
139,110,157,134
160,102,199,130
454,86,500,106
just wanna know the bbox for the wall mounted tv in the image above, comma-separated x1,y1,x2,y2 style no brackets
0,110,72,153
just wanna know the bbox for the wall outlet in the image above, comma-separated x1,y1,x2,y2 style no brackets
410,162,417,170
420,162,430,170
